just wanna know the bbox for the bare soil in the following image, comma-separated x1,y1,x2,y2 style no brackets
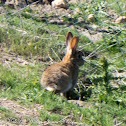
0,98,44,125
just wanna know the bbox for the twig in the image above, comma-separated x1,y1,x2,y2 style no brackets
4,61,11,69
84,43,104,60
51,48,61,61
114,121,123,126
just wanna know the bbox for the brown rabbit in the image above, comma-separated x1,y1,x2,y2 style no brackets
41,32,84,95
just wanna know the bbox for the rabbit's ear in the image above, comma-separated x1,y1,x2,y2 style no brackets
63,34,79,62
66,32,73,46
63,36,79,62
70,37,79,52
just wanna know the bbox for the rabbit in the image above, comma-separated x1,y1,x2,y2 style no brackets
41,32,84,95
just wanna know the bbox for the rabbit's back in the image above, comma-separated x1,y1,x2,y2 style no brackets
41,62,76,93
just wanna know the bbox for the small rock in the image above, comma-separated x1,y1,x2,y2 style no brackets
73,8,80,15
68,100,93,108
5,3,15,9
5,0,18,9
52,0,68,9
90,24,99,30
78,17,84,22
108,9,118,19
115,16,126,24
5,0,19,6
87,14,96,22
68,100,84,107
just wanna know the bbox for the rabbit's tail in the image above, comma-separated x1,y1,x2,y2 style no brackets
46,83,57,91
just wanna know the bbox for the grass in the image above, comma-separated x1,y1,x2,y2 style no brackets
0,0,126,125
0,107,22,124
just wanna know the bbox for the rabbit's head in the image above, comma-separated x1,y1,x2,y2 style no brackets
63,32,84,67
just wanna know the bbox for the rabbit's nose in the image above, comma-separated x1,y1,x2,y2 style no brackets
82,52,85,57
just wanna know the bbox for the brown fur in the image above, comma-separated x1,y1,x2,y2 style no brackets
41,32,84,94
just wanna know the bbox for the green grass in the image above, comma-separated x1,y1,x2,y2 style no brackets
0,107,22,124
0,58,126,125
0,0,126,125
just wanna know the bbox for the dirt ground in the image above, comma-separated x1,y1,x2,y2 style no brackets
0,1,125,125
0,98,44,125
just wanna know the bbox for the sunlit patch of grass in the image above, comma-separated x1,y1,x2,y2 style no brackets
0,54,126,125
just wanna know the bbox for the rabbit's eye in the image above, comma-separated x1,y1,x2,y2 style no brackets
76,51,84,60
77,53,83,59
78,54,81,59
